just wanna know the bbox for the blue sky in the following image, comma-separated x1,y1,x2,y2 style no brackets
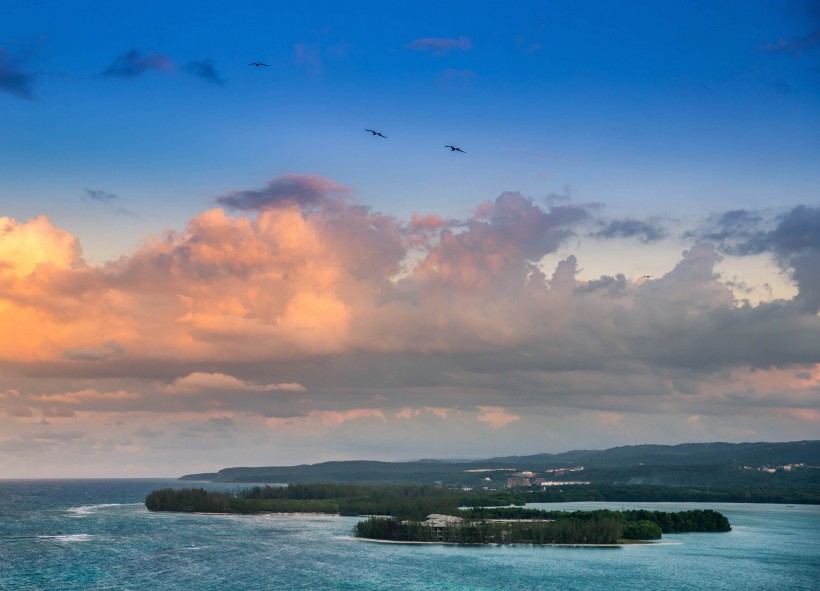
1,1,819,476
4,0,818,254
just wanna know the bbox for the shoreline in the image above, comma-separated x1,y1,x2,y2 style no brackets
350,536,675,547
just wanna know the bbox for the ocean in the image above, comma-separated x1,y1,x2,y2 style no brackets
0,479,817,590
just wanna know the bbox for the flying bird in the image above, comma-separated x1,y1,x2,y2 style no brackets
640,275,653,279
445,145,465,153
365,129,387,138
248,62,269,67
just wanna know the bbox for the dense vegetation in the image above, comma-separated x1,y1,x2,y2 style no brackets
460,507,730,533
146,483,732,545
353,508,730,544
145,484,522,520
355,514,625,545
520,484,819,504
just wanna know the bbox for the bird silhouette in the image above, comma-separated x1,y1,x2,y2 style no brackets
248,62,269,67
365,129,387,138
445,145,465,153
640,275,653,279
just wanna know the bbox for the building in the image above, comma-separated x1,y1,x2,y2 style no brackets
424,514,465,541
506,477,532,488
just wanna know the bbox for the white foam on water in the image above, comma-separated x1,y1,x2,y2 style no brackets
38,534,94,543
67,502,142,517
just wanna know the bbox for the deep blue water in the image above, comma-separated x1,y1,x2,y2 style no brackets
1,479,818,590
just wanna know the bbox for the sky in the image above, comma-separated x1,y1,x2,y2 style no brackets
1,0,819,477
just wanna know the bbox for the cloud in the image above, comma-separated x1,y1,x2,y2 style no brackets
165,372,305,394
100,49,174,79
593,218,667,243
686,209,765,244
0,47,35,100
215,173,351,211
1,179,818,423
32,389,141,404
406,35,472,55
395,406,451,420
84,188,118,203
414,192,589,288
182,59,224,85
0,215,80,276
135,426,163,438
576,273,628,295
63,341,125,361
266,408,386,428
476,406,520,428
699,205,820,313
760,28,820,55
294,43,322,75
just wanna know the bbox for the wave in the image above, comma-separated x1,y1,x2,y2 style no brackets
67,502,143,517
37,534,94,543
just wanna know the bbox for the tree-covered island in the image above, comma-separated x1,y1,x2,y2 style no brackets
145,484,730,545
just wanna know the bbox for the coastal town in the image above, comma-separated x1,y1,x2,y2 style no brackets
464,466,591,489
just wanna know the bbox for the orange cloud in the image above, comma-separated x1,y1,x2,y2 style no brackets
476,405,520,428
31,389,142,404
164,372,305,394
266,408,387,428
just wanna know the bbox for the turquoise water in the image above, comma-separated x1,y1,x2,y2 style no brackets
1,480,818,590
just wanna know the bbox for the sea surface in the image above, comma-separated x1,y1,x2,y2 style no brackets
0,479,817,590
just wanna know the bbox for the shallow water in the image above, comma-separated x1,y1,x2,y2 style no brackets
1,480,817,590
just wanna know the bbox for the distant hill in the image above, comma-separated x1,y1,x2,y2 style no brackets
179,440,820,488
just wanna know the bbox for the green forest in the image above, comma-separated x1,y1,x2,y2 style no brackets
353,508,729,544
145,483,731,545
145,483,517,520
354,514,626,545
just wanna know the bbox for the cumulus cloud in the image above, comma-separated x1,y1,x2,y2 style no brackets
100,49,174,79
1,183,818,377
697,205,820,313
406,35,472,55
165,372,305,394
0,46,35,100
1,177,819,454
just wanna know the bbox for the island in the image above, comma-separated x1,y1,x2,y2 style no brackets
145,484,731,545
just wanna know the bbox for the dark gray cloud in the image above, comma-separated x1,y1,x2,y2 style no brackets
63,341,125,361
0,47,35,100
216,174,350,211
593,218,667,243
576,273,628,295
704,205,820,313
84,187,118,203
685,209,769,254
182,59,224,85
100,49,173,79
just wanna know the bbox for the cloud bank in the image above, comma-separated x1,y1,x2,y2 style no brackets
1,176,818,475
